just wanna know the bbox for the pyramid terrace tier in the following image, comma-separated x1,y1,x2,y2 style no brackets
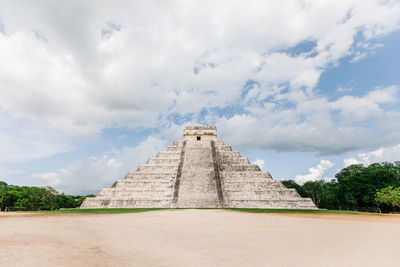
136,165,179,173
111,180,174,190
221,182,291,191
124,172,177,179
81,198,174,208
227,199,317,209
97,188,174,198
224,190,301,200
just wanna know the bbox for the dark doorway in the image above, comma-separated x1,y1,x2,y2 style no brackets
197,136,201,141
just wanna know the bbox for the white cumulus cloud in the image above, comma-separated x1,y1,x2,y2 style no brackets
294,160,334,185
216,86,399,155
343,144,400,167
30,136,167,195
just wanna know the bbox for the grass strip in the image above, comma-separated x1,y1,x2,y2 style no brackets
228,208,375,215
9,208,378,215
35,208,164,214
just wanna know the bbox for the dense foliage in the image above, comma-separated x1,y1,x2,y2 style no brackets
283,161,400,212
0,181,91,211
375,186,400,211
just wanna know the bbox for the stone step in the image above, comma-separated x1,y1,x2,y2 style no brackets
98,192,174,198
156,155,181,160
226,197,309,202
113,181,174,190
181,162,214,169
123,180,175,185
118,179,174,184
119,182,174,187
146,158,180,165
219,171,268,176
216,151,240,156
222,183,292,191
219,165,261,171
218,156,242,162
215,145,232,151
154,156,181,160
223,183,285,190
177,199,220,208
184,149,212,154
125,176,176,181
184,154,212,159
220,174,269,181
165,146,180,151
125,187,173,191
157,151,181,157
126,172,177,177
218,158,250,165
100,187,174,193
119,177,174,182
98,189,173,198
222,179,283,184
181,170,215,176
216,151,238,155
126,172,176,177
124,178,175,183
99,191,173,198
221,178,283,183
136,165,178,172
222,179,273,184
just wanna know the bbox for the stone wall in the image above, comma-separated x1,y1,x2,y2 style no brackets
183,126,217,141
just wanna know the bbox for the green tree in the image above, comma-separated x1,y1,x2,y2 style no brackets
335,162,400,208
282,180,339,209
1,181,90,211
0,181,8,210
301,181,339,209
302,181,324,207
0,182,19,211
375,186,400,211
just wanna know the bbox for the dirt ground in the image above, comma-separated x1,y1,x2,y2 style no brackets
1,209,399,267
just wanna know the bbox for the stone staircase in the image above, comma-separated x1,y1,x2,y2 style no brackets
176,140,220,208
81,126,317,209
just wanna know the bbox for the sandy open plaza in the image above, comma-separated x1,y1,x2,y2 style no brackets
1,209,399,267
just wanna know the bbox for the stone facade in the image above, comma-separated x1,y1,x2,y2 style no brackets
80,126,317,209
183,126,217,141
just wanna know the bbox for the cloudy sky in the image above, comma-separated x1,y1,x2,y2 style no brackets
1,0,400,194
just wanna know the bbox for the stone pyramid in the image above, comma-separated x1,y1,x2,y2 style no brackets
81,126,317,209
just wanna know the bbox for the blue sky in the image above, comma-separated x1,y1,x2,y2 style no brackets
1,1,400,194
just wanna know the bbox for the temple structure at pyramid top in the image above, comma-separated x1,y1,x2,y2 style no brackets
81,126,317,209
183,126,217,140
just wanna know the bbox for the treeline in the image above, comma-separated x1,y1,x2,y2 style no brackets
0,181,93,211
283,162,400,212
